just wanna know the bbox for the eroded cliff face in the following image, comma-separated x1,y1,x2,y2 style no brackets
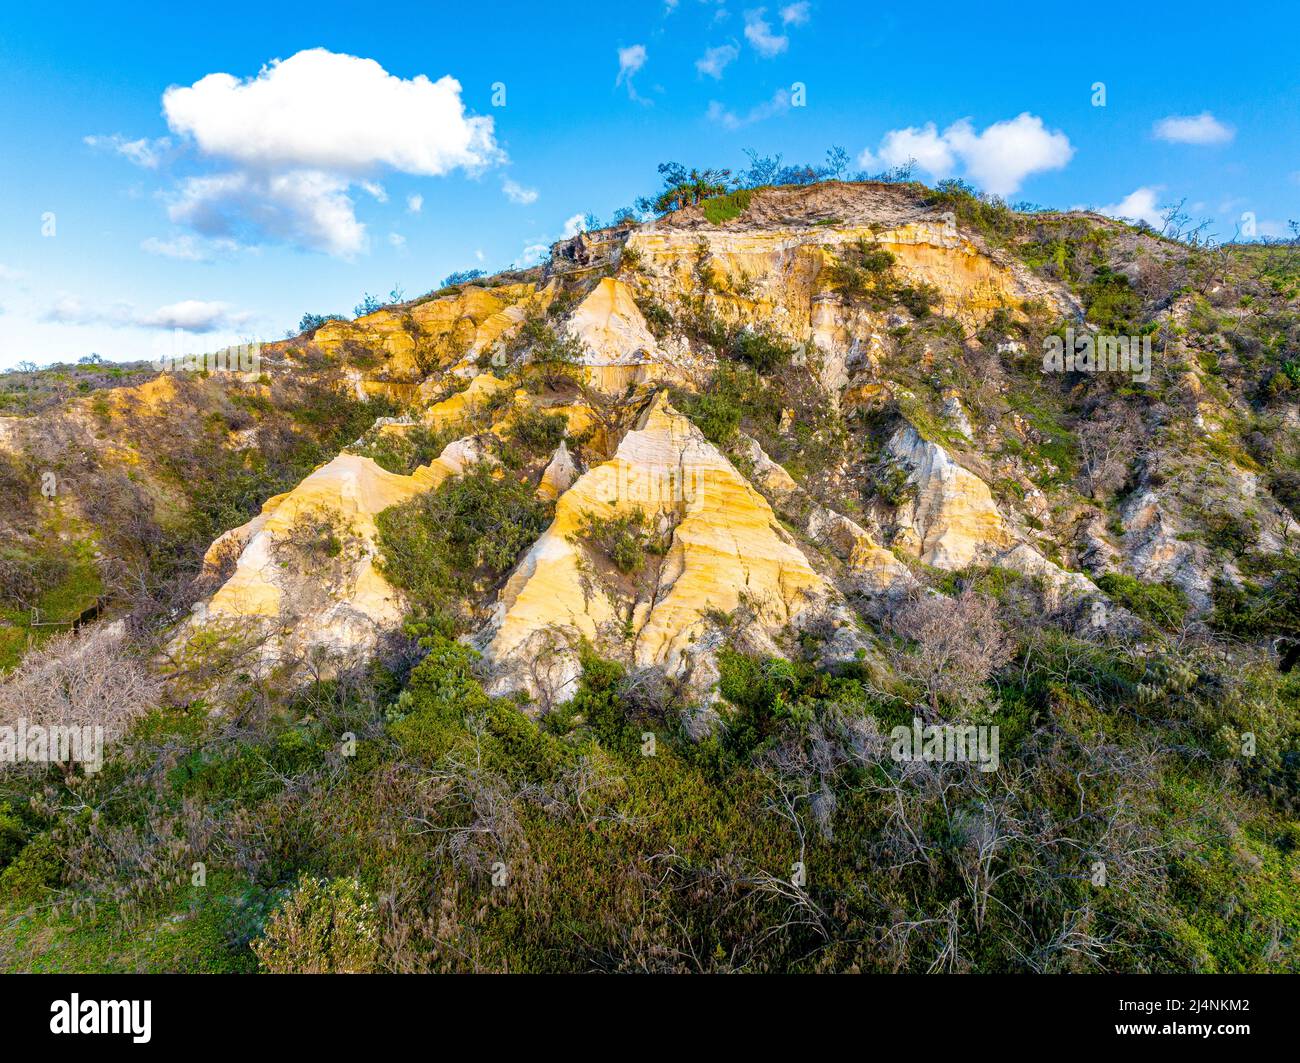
310,282,552,385
160,181,1289,715
474,392,835,706
171,439,484,671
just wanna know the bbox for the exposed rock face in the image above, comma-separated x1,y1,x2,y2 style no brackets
626,218,1073,337
178,440,483,669
537,440,578,501
133,180,1285,709
885,425,1097,606
1119,490,1215,608
566,278,667,392
733,433,917,604
887,424,1014,569
311,283,548,381
475,393,834,706
418,373,516,429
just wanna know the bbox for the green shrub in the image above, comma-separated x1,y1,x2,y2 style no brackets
0,834,61,901
1211,553,1300,640
685,392,742,445
506,408,567,456
637,297,673,339
351,425,456,475
700,188,753,224
377,464,551,627
0,803,27,871
1096,572,1190,629
571,508,655,574
252,876,379,973
1082,266,1146,335
728,328,796,373
831,238,896,304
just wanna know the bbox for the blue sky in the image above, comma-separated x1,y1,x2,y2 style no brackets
1,0,1296,368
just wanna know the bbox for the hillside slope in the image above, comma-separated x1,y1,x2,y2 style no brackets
2,179,1298,973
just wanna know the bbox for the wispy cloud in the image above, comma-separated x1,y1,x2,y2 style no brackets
43,295,249,332
616,44,649,102
706,88,791,130
1153,111,1234,145
696,43,739,79
502,177,539,205
743,8,788,57
83,134,173,169
140,234,242,261
780,2,810,25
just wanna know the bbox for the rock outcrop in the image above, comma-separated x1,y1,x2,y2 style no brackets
176,439,484,669
885,424,1098,606
476,392,834,706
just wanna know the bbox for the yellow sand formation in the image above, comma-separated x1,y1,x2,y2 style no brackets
625,220,1067,338
198,441,479,638
313,282,550,379
481,392,830,701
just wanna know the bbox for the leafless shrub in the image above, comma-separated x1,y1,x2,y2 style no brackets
892,588,1013,715
0,622,159,754
407,714,532,880
1077,400,1142,501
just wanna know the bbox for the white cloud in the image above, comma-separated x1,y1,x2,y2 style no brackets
743,8,788,57
167,170,367,257
706,88,791,130
696,43,739,79
502,177,539,205
140,234,241,261
616,45,650,103
780,2,810,25
618,43,648,76
43,295,245,332
943,113,1073,196
561,214,586,239
877,123,955,177
866,112,1072,195
42,295,114,327
1153,112,1234,146
162,49,500,175
0,264,25,281
519,243,551,267
1096,187,1164,228
616,44,647,82
388,232,406,249
84,134,172,168
123,49,508,257
137,300,245,331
